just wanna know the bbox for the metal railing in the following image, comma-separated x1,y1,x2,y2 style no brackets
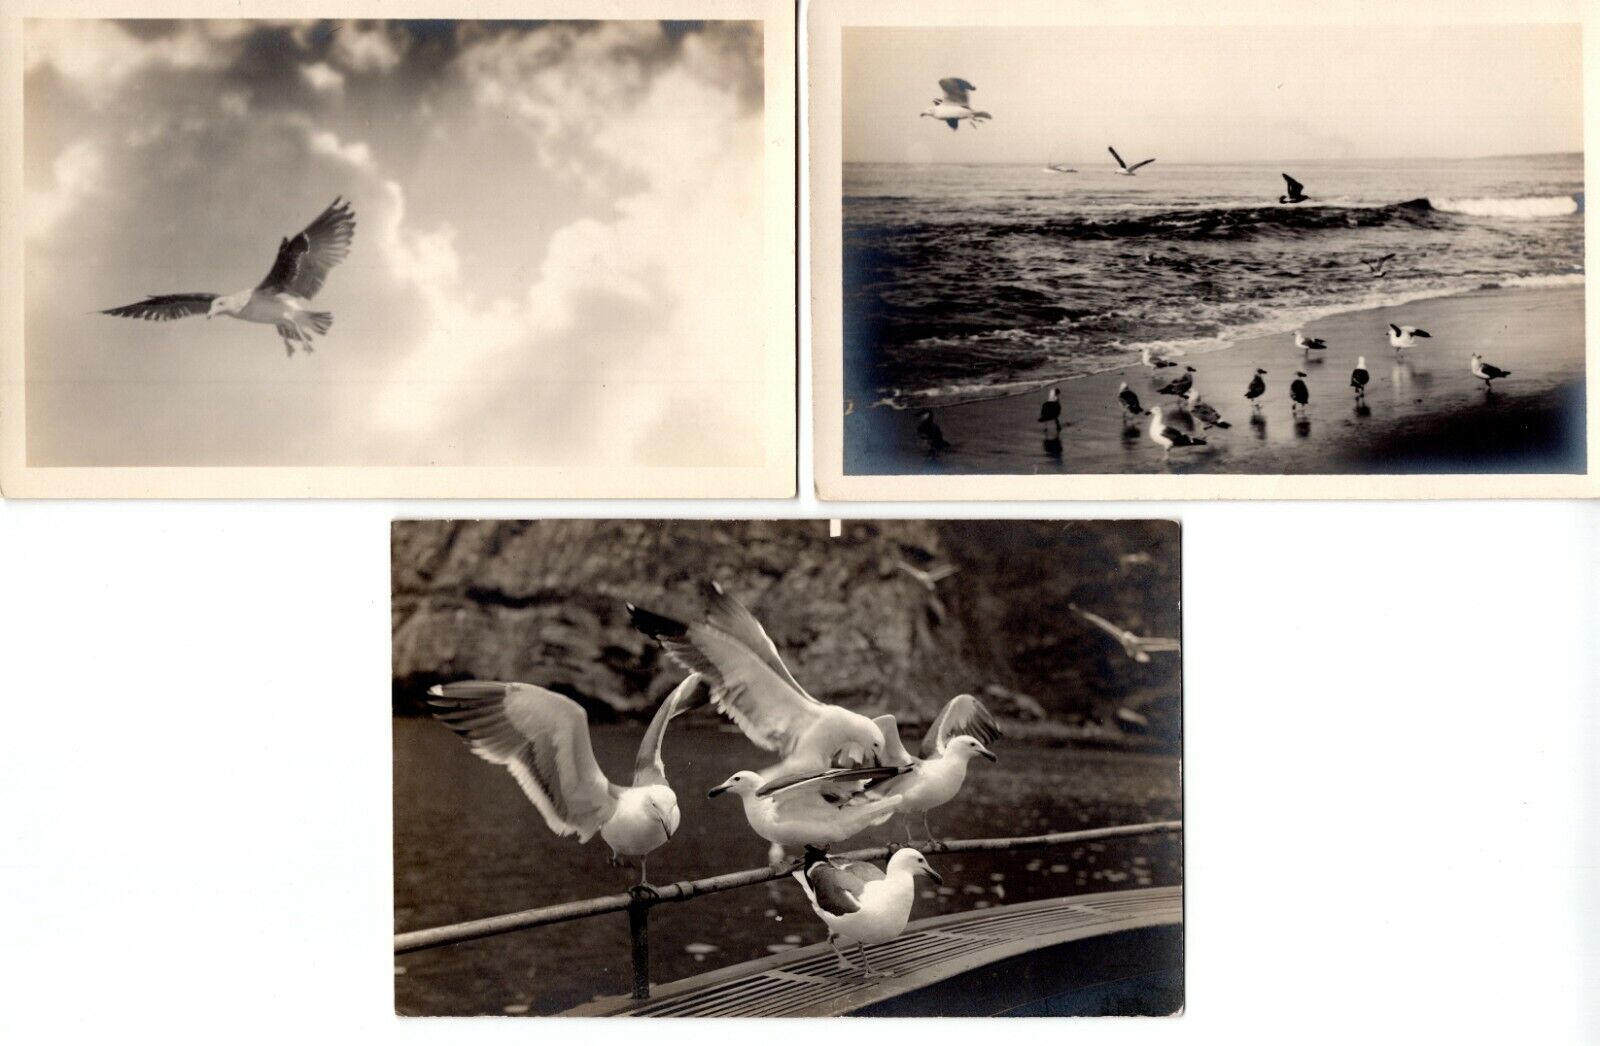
393,819,1183,1001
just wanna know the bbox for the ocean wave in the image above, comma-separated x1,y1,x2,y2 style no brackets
1428,195,1580,218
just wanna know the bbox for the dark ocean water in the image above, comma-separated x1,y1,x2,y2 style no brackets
844,156,1583,406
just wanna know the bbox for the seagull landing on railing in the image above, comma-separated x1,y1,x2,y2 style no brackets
870,694,1000,845
99,197,356,358
793,847,943,978
707,766,908,852
426,674,704,891
1069,603,1182,663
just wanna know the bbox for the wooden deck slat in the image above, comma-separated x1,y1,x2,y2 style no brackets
564,887,1183,1017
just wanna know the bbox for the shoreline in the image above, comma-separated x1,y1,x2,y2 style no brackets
845,283,1586,476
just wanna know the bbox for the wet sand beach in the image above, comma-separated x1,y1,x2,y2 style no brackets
845,284,1585,476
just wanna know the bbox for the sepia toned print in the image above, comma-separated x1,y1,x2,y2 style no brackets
2,7,795,497
810,1,1596,500
392,519,1182,1016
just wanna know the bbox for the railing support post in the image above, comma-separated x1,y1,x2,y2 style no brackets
628,901,650,1000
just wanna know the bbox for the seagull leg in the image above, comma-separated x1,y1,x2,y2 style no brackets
921,812,935,845
857,943,886,978
828,934,856,973
903,815,916,845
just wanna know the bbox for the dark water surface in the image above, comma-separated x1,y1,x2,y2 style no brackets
393,718,1182,1016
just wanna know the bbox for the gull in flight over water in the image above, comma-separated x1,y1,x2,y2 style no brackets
794,846,942,977
629,583,888,776
1069,603,1182,663
871,694,1000,843
1387,324,1431,351
920,78,992,130
426,673,704,889
1279,173,1310,204
101,197,356,358
1364,253,1396,277
1108,146,1156,176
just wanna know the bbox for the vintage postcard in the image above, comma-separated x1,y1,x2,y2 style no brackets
1,2,795,497
811,0,1596,499
392,518,1183,1016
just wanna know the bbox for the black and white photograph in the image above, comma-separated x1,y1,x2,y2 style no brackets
391,519,1183,1016
810,2,1594,499
3,9,795,497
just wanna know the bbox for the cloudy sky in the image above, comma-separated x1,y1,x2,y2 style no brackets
844,24,1582,165
24,19,768,468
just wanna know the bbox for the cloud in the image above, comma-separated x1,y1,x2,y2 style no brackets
26,139,104,240
300,61,344,94
329,22,405,73
24,20,239,102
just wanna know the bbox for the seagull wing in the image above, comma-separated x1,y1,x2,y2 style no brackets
872,714,916,766
1127,158,1157,172
758,765,908,800
1070,602,1135,644
1108,145,1128,170
257,197,356,299
101,293,217,321
427,681,618,841
631,674,706,788
938,77,975,105
1282,173,1304,196
921,694,1002,759
806,859,873,916
926,564,961,584
1135,637,1182,653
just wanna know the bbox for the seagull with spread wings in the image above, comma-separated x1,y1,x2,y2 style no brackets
920,78,992,130
870,694,1000,843
1109,145,1156,176
1279,173,1310,204
628,582,888,777
707,765,908,851
425,673,703,890
100,197,356,358
1069,603,1182,663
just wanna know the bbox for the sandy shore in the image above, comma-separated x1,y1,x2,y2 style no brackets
845,283,1586,476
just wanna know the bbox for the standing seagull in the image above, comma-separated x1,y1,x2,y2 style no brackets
1145,408,1207,456
871,694,1000,843
1185,388,1233,429
1289,371,1310,416
1037,387,1062,432
1470,353,1511,391
1350,356,1370,401
425,674,703,889
1157,365,1196,399
920,78,992,130
1245,368,1268,410
1118,381,1144,417
1069,603,1182,663
1387,324,1432,351
1141,346,1178,370
1278,173,1310,204
628,583,888,777
101,197,356,358
916,410,951,452
1294,331,1328,355
793,847,942,977
1108,146,1156,176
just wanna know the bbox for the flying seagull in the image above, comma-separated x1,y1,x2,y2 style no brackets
1069,603,1182,663
1290,371,1310,416
870,694,1000,843
1295,331,1328,355
1279,173,1309,204
894,560,960,593
794,846,942,977
1046,163,1077,174
1185,388,1233,429
1470,353,1511,391
628,583,888,777
1245,368,1268,410
1037,387,1063,432
101,197,356,358
425,673,703,888
707,766,907,851
1351,356,1370,401
920,78,991,130
1109,146,1156,176
1387,324,1431,351
1145,407,1207,455
1364,253,1396,277
1118,381,1144,417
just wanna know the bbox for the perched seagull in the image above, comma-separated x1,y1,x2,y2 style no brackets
794,847,942,977
916,410,951,451
796,850,940,978
1141,346,1179,370
1069,603,1182,663
1289,371,1310,416
1037,387,1063,432
1350,356,1370,401
1157,366,1196,398
1364,253,1396,277
1245,368,1268,410
1295,331,1328,355
894,560,960,593
101,197,356,358
920,78,991,130
1470,353,1511,390
1387,324,1432,351
629,583,888,777
1145,407,1207,455
871,694,1000,843
1185,388,1233,429
1118,381,1144,417
707,766,907,851
1278,173,1310,204
1108,146,1156,176
425,674,703,888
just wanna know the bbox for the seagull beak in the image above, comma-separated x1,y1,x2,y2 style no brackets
707,783,731,799
975,744,998,763
924,867,944,886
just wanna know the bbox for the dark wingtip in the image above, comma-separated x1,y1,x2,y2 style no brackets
628,602,687,641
